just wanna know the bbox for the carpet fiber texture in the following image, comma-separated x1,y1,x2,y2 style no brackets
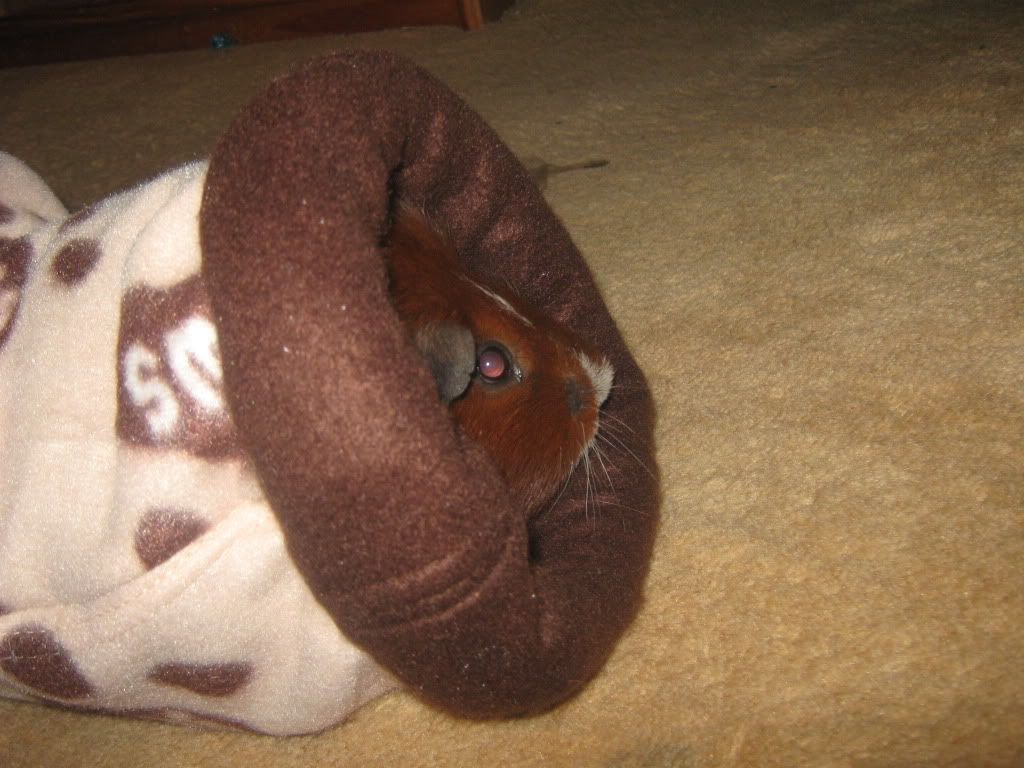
1,0,1021,765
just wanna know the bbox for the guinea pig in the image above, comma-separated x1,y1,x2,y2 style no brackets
384,205,614,514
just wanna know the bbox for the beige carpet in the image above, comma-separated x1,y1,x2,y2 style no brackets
2,0,1022,765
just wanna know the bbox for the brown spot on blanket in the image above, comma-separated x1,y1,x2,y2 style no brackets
117,276,243,459
200,51,658,718
0,624,94,700
0,202,13,225
148,661,252,697
1,236,32,350
134,507,210,569
52,238,102,285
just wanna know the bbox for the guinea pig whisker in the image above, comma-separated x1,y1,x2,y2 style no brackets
593,417,630,445
598,409,638,436
587,499,653,519
501,275,520,298
594,427,656,481
593,432,617,461
587,453,599,530
539,450,576,520
594,436,626,500
593,421,632,451
590,443,618,520
579,422,594,526
585,433,608,522
599,415,638,443
556,466,574,507
590,439,615,493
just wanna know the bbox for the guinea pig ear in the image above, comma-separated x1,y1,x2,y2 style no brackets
414,323,476,403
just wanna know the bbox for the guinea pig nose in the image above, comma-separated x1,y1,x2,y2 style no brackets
565,377,585,415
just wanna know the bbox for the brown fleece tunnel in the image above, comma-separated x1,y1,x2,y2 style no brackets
200,51,658,718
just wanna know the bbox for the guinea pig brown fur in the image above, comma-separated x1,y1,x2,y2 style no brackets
385,205,614,514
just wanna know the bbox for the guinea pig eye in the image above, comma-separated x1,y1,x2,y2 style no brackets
477,346,508,381
476,343,520,384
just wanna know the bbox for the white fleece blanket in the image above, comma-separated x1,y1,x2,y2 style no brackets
0,152,395,736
